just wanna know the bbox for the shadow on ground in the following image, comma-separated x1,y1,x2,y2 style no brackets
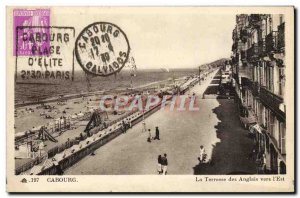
193,98,257,175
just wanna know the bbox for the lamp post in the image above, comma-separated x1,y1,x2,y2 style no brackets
198,67,202,85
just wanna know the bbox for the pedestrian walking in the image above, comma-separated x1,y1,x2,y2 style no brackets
262,154,267,172
248,147,256,161
142,120,146,133
147,129,152,142
153,126,160,140
65,138,70,148
122,120,127,133
157,155,162,174
79,133,84,141
199,145,206,163
161,153,168,175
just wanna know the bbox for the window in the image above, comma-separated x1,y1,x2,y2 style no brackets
259,64,263,86
263,62,267,86
266,66,270,89
268,66,274,92
280,15,284,24
280,122,286,154
262,106,266,127
278,67,285,96
268,17,272,34
269,112,275,141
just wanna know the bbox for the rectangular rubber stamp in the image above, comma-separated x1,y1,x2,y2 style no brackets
15,26,75,83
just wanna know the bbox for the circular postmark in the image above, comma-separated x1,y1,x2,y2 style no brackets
75,22,130,76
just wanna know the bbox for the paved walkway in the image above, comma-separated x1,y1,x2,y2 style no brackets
65,70,256,175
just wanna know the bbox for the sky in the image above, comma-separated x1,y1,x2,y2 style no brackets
122,14,236,69
52,8,237,70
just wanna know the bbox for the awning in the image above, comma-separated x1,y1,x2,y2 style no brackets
240,115,256,125
249,124,262,134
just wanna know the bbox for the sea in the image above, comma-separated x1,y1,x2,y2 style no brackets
15,68,198,103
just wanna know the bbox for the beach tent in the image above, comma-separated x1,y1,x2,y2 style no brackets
71,114,78,119
85,137,94,144
32,125,43,132
15,144,31,159
77,112,84,117
53,152,65,161
15,131,28,138
69,144,80,153
30,165,43,175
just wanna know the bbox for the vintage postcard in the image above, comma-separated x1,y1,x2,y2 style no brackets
6,6,295,192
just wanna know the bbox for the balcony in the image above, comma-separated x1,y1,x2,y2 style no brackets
240,50,246,61
241,77,253,88
237,41,245,51
251,81,259,97
259,86,285,122
249,14,261,28
231,43,237,51
231,56,236,65
277,22,285,50
246,43,259,61
265,31,278,53
240,29,248,43
239,65,252,79
258,40,265,55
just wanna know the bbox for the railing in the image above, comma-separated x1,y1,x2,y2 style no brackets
251,81,259,97
231,54,238,65
249,14,261,27
237,41,245,51
259,86,285,121
258,40,265,55
246,43,259,61
265,31,278,53
238,65,252,80
277,22,285,50
240,50,246,61
242,77,253,88
240,29,248,43
232,43,237,51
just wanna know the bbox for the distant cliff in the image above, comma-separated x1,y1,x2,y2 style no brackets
199,58,230,70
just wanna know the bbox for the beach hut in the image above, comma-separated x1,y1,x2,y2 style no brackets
69,144,80,154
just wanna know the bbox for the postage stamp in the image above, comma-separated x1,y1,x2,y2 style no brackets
75,22,130,76
13,9,51,56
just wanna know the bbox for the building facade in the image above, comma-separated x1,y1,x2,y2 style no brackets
231,14,286,174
